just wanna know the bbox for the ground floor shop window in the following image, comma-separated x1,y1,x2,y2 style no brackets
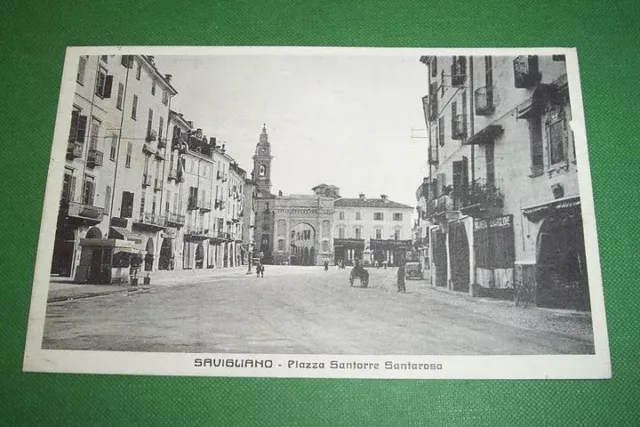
474,215,515,269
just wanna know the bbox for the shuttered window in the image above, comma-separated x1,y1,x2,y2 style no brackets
529,115,543,174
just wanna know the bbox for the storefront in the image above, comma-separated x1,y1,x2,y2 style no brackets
473,214,515,291
75,236,141,284
333,238,364,266
523,196,588,310
369,239,412,267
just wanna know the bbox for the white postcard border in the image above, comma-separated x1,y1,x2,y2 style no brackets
23,46,611,380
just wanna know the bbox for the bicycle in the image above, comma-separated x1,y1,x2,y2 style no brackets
511,280,533,308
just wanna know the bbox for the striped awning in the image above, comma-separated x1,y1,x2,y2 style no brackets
522,196,581,222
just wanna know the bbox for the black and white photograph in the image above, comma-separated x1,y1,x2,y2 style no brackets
23,47,610,379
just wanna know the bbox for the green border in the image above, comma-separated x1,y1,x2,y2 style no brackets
2,0,640,425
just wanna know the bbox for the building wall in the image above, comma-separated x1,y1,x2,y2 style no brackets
421,54,579,295
333,203,413,241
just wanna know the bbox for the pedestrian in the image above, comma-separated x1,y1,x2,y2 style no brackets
324,260,329,272
259,263,265,278
397,261,406,293
256,262,261,278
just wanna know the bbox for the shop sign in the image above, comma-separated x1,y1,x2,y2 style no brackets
474,215,512,230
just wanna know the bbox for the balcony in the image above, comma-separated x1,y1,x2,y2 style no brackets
142,174,152,187
166,212,186,228
168,169,177,182
153,178,163,192
132,212,167,230
513,55,541,89
146,129,157,142
214,199,224,210
425,195,458,221
428,145,438,165
67,142,83,159
217,231,231,240
422,94,438,122
142,142,155,155
66,201,104,224
187,195,199,210
157,138,167,149
87,149,103,167
460,179,504,217
155,150,165,161
185,226,210,240
475,86,495,116
451,114,467,140
200,198,212,212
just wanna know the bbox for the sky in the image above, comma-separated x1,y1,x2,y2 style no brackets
153,54,429,207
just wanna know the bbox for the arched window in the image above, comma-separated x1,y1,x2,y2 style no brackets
259,164,266,176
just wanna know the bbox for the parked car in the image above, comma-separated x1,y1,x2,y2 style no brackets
405,262,423,280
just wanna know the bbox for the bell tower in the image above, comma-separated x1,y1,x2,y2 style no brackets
253,124,273,195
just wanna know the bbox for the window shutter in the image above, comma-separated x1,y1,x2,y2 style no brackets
105,186,111,213
431,57,437,78
69,110,79,142
70,176,77,202
76,115,88,143
88,181,95,205
452,160,462,200
438,173,446,196
103,75,113,98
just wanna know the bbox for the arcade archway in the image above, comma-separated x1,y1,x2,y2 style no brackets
536,215,589,310
144,238,154,272
159,238,173,270
195,243,204,269
290,222,316,265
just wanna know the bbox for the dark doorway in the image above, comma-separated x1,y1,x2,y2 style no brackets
432,228,448,287
196,243,204,269
144,238,154,272
449,222,470,292
536,215,589,310
159,238,173,270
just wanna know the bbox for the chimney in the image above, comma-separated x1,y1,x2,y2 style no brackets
381,194,388,201
278,190,283,196
147,55,155,65
187,121,193,128
164,74,172,82
359,193,365,200
209,137,217,147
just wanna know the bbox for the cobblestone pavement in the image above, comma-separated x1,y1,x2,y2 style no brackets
42,265,594,355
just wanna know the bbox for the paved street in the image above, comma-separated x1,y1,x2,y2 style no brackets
43,266,594,355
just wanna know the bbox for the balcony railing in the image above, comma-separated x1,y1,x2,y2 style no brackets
185,226,210,238
142,142,155,155
142,173,152,187
513,55,540,89
66,201,104,224
154,178,163,192
157,138,167,149
425,195,457,217
133,212,167,229
146,129,158,142
200,198,212,212
188,195,199,210
461,178,504,217
217,231,231,240
166,212,186,227
428,145,438,165
67,142,83,159
215,199,224,210
168,169,177,181
452,114,467,140
475,86,495,115
87,149,104,167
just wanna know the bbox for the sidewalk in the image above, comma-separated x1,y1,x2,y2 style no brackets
48,266,249,303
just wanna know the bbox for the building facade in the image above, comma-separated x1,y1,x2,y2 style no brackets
418,54,587,310
51,54,250,284
333,194,413,266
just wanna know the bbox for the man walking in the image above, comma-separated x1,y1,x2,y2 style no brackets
397,261,406,293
